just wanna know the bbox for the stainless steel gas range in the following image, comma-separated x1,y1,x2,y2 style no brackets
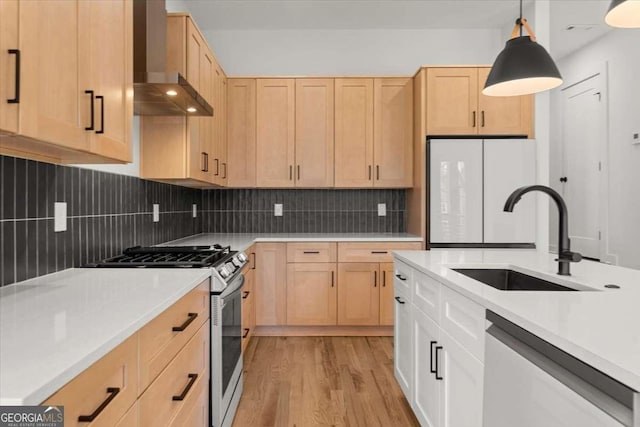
89,245,248,427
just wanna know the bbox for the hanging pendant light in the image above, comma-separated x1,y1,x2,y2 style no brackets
605,0,640,28
483,0,562,97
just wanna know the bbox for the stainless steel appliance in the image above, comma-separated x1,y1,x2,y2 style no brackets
484,311,637,427
89,245,248,427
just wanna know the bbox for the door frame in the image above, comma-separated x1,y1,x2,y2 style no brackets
558,62,616,264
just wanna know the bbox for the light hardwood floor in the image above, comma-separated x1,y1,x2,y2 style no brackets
232,336,420,427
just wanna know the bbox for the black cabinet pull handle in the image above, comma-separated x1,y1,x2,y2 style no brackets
242,328,250,339
214,158,219,176
303,251,320,254
251,252,256,269
84,90,95,130
371,251,388,254
201,152,208,172
472,111,477,128
481,110,485,127
242,291,250,299
430,341,437,374
95,95,104,134
435,346,443,380
331,271,335,287
78,387,120,422
297,165,300,180
394,296,405,304
382,271,386,287
376,165,380,180
172,312,198,332
7,49,20,103
222,162,227,179
172,373,198,401
368,165,372,180
374,270,377,287
395,274,407,281
289,165,293,180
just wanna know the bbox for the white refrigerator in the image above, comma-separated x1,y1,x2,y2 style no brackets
429,138,536,246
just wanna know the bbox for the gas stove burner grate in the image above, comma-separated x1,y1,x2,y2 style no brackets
88,245,233,268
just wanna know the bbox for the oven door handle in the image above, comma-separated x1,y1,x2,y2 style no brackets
220,273,245,300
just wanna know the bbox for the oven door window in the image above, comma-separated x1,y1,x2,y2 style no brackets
221,284,242,395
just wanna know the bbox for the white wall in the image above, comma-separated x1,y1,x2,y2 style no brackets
550,29,640,269
203,28,502,76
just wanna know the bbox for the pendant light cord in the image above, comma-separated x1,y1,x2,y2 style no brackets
519,0,523,36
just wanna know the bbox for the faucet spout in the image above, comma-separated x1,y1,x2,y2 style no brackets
503,185,582,276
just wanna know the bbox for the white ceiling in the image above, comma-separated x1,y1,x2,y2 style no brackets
184,0,613,59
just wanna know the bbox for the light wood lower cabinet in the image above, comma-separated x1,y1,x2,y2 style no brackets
140,321,209,427
43,334,139,427
255,243,287,326
242,262,256,352
337,262,380,325
379,262,395,326
287,263,337,326
41,281,211,427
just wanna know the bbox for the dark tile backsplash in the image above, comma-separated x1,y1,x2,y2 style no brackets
200,189,406,234
0,155,200,287
1,155,407,287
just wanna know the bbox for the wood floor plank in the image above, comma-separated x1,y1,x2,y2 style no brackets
233,336,420,427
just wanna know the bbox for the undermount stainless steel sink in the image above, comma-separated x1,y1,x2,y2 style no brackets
452,268,578,291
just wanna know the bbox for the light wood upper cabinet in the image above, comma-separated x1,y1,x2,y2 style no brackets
286,263,337,326
337,262,380,325
374,78,413,187
295,78,334,187
426,68,479,135
0,0,132,164
335,78,375,188
227,78,257,187
256,79,295,187
140,14,218,187
426,67,533,137
0,0,19,135
477,67,534,137
255,243,287,326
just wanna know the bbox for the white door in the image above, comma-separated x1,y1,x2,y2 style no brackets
439,330,484,427
394,288,413,400
413,307,441,427
561,77,604,259
483,139,537,244
429,139,483,244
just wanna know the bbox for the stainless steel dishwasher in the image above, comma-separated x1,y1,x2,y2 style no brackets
483,311,638,427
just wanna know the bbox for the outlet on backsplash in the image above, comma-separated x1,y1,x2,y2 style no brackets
378,203,387,217
274,204,283,217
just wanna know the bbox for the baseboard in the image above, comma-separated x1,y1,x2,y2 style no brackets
254,325,394,337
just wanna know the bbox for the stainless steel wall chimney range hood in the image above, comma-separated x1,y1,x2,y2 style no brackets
133,0,213,116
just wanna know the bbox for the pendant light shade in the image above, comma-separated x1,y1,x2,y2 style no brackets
605,0,640,28
483,35,563,97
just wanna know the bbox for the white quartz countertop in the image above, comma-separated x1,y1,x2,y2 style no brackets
394,249,640,391
0,268,211,405
164,233,423,252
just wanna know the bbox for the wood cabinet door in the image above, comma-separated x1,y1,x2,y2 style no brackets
185,18,203,93
478,67,534,137
227,78,257,187
0,0,19,134
295,78,334,187
219,73,229,186
18,0,90,151
379,262,395,326
195,51,214,184
439,330,484,427
241,268,255,352
255,243,287,326
256,79,295,187
286,263,337,325
374,78,413,188
335,78,374,188
83,0,132,162
426,68,478,135
337,262,379,325
412,306,440,427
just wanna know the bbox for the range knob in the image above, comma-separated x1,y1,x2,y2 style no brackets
232,256,244,267
218,266,230,278
225,262,237,273
237,252,248,263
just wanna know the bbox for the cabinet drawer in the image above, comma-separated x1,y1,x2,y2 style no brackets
42,335,138,427
139,280,209,392
393,260,414,296
140,321,209,427
168,376,209,427
413,270,441,321
116,402,138,427
338,242,421,263
440,285,485,362
287,242,337,263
